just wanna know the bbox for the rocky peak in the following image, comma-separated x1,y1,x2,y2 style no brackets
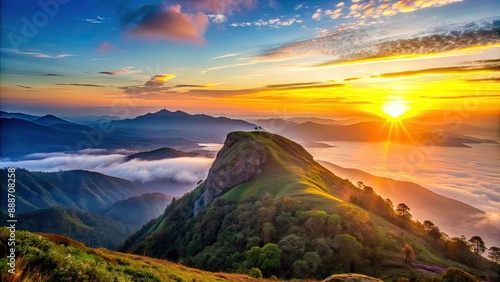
194,132,268,214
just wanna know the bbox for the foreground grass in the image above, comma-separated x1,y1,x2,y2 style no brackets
0,228,316,282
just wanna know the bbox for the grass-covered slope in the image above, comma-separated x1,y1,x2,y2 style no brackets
0,169,147,213
0,228,273,282
202,131,357,210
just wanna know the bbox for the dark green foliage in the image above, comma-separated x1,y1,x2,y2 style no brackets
258,243,282,277
123,192,400,279
10,207,137,249
441,267,478,282
332,234,363,272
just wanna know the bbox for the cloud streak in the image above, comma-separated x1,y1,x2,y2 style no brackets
1,48,74,59
55,83,106,87
210,53,240,60
378,64,500,78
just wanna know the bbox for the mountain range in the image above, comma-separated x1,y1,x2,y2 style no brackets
0,110,497,280
0,169,174,249
0,109,257,159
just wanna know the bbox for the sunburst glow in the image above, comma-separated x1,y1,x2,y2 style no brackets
381,101,410,119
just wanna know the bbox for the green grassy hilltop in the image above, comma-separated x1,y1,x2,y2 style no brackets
121,132,497,281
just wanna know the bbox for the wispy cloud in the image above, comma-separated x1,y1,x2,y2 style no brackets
85,16,106,24
263,82,346,91
55,83,106,87
210,53,240,60
45,73,59,76
98,67,142,76
201,61,256,74
1,48,74,59
462,77,500,83
127,4,209,44
294,3,305,11
378,62,500,78
343,77,361,81
231,16,302,28
257,18,500,66
174,84,208,88
16,85,31,89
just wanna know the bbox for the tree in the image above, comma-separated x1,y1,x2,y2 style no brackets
488,246,500,270
423,220,435,231
428,226,442,241
396,203,412,219
245,246,262,268
468,236,486,264
423,220,441,241
357,181,365,189
385,198,394,209
441,267,478,282
258,243,282,277
332,234,363,272
278,234,307,275
293,252,322,279
401,244,415,264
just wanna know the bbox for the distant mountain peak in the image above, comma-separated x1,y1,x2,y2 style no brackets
34,114,72,125
124,147,198,161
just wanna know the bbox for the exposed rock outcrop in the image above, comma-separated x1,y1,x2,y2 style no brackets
194,132,268,214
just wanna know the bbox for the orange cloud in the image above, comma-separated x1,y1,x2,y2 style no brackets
144,74,176,86
129,5,209,44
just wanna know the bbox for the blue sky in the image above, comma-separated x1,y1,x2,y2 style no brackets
0,0,499,117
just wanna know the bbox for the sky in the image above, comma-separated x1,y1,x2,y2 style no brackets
0,0,499,118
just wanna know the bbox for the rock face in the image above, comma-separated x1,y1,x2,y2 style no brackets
194,132,268,214
322,274,384,282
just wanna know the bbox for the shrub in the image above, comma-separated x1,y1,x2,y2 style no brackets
249,267,263,279
442,267,478,282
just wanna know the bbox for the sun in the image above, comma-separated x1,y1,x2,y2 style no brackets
381,101,410,119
